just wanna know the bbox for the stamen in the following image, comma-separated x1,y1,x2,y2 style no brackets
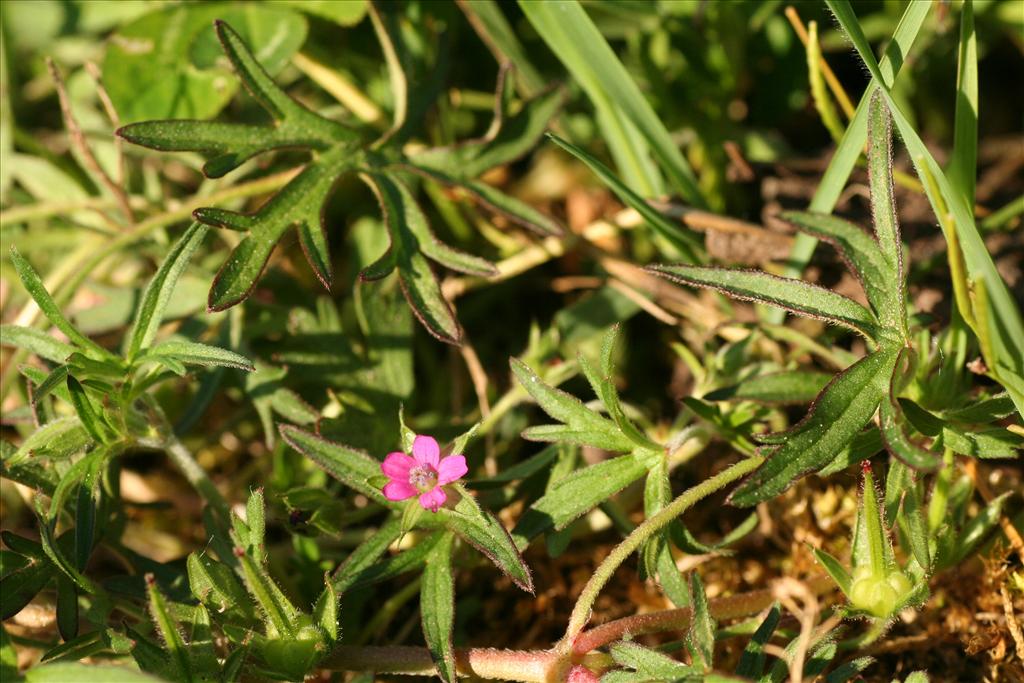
409,465,438,492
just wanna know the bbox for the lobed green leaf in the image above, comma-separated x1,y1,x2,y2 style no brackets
362,173,464,344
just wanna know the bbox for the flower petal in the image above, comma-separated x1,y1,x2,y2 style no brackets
412,435,440,467
436,455,468,485
382,452,416,480
418,487,447,512
383,481,417,502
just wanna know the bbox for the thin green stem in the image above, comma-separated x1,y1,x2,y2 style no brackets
162,435,230,523
562,454,764,644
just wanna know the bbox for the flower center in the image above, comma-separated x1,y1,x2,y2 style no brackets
408,465,438,492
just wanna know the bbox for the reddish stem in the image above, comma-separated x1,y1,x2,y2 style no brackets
322,576,835,681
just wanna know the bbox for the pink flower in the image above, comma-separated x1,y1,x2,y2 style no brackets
381,435,468,512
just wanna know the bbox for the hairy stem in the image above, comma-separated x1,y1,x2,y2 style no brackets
321,576,835,680
563,455,764,644
324,645,560,682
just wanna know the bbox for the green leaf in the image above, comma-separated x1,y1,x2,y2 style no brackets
0,325,75,363
420,533,456,683
66,378,115,444
511,452,649,548
145,575,192,683
942,424,1023,460
367,172,496,276
9,248,112,360
777,1,930,317
119,20,357,313
730,349,897,507
951,0,978,207
439,485,533,592
610,641,701,681
736,603,781,678
647,264,879,341
119,121,333,179
186,554,253,620
279,426,388,504
511,357,635,452
145,340,254,372
828,0,1024,413
0,555,55,619
33,499,98,595
940,394,1015,423
687,572,715,671
313,580,338,642
409,66,564,180
897,476,930,571
866,92,904,296
9,417,90,465
73,453,105,570
103,4,309,123
948,492,1010,566
205,145,350,311
547,134,702,262
519,0,703,205
900,400,1023,459
824,657,875,683
126,222,209,359
331,517,403,592
779,211,898,331
704,370,832,404
362,173,470,345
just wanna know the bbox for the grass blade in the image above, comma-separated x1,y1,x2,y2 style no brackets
519,0,703,205
777,2,930,321
548,134,702,262
828,0,1024,413
951,0,977,207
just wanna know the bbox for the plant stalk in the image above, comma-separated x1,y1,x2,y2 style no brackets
562,454,764,645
